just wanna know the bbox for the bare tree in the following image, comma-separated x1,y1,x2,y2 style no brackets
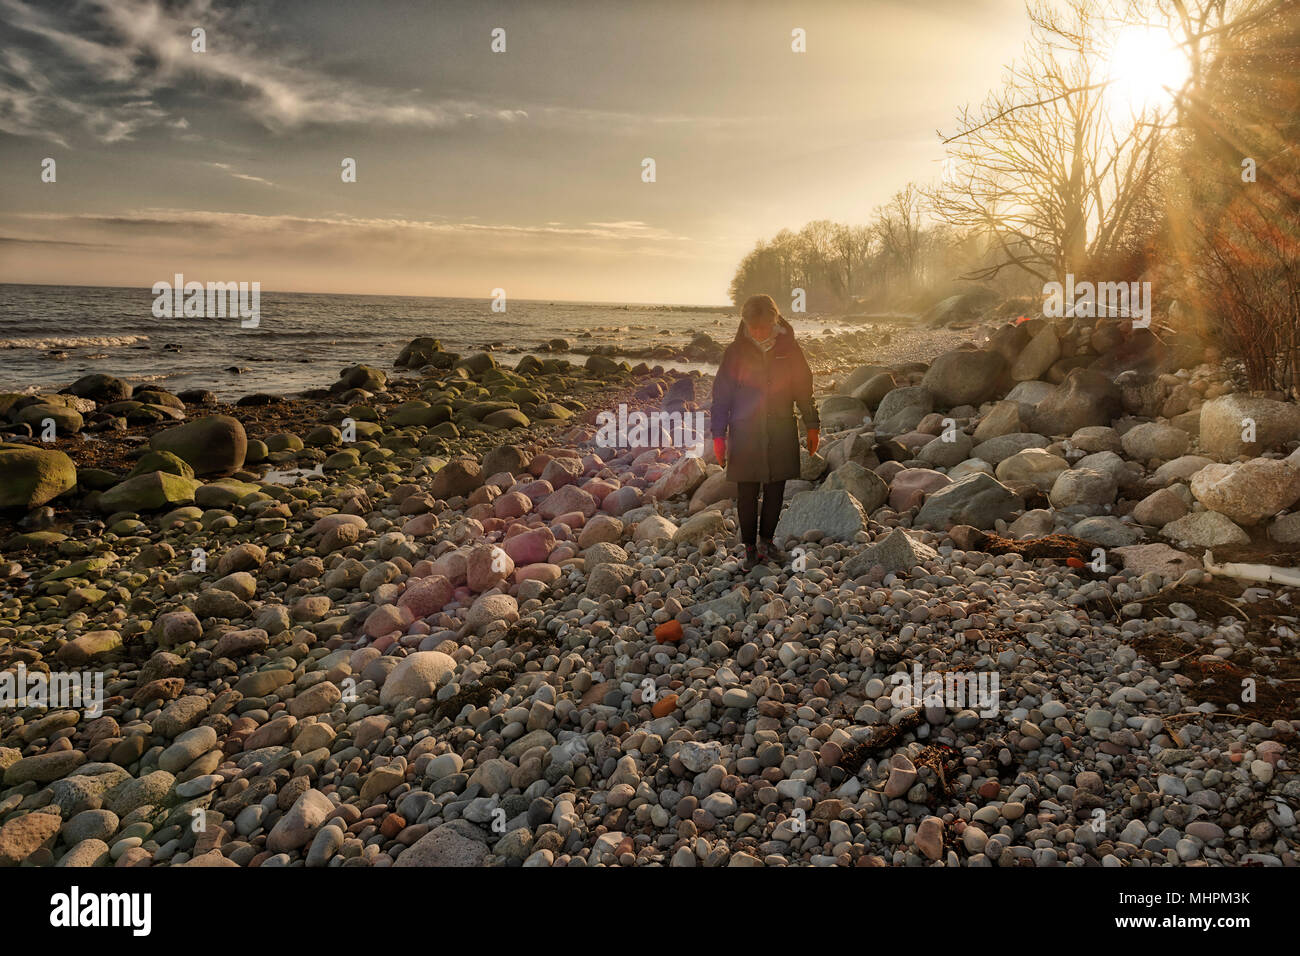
930,0,1171,282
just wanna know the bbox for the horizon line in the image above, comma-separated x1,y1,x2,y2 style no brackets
0,279,735,311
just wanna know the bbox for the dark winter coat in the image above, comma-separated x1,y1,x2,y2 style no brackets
710,318,819,484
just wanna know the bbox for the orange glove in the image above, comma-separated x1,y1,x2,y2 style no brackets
713,436,727,466
807,428,820,455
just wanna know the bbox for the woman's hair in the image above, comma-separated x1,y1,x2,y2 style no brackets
741,294,781,327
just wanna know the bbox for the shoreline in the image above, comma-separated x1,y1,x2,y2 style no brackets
5,315,1294,869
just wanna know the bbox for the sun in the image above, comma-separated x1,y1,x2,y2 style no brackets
1105,24,1192,114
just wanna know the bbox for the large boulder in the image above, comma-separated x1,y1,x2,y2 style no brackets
995,448,1069,491
843,527,937,576
823,461,888,513
918,432,973,468
873,386,933,435
672,510,726,546
852,372,900,411
1189,460,1300,526
430,459,483,499
98,471,201,513
149,415,247,476
970,432,1049,465
888,468,951,511
16,402,83,434
819,395,869,429
463,594,519,634
481,443,530,477
1026,369,1120,436
772,488,867,544
0,444,77,509
1198,394,1300,461
380,651,456,705
1121,422,1191,462
1010,328,1060,381
267,789,334,853
838,364,891,396
915,473,1021,530
1048,468,1117,510
338,364,387,391
921,348,1006,407
688,469,736,514
647,455,708,501
1161,511,1250,548
68,373,132,402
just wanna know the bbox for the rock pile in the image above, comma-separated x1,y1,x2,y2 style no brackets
0,320,1295,869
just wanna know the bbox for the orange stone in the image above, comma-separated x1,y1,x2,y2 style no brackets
654,620,684,644
651,694,678,718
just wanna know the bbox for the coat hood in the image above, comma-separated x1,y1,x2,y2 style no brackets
732,316,795,346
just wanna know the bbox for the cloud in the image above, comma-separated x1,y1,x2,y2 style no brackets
206,161,276,187
0,0,529,145
5,208,709,261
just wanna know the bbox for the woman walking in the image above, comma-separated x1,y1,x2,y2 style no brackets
711,294,819,569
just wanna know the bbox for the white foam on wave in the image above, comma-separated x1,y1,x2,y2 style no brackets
0,335,151,350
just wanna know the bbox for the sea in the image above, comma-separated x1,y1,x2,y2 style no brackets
0,283,784,402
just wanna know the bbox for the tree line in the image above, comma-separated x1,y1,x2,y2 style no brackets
729,0,1298,392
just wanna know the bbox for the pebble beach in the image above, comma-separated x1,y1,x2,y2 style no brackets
1,312,1297,869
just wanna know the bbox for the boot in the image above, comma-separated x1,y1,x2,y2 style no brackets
759,537,782,565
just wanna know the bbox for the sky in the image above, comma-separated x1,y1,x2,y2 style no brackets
0,0,1036,304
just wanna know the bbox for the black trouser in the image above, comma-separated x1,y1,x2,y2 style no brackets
736,481,786,547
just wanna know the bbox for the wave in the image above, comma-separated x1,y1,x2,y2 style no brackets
0,334,151,350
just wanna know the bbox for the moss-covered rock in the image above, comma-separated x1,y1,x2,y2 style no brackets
98,471,201,513
127,450,196,481
149,415,247,475
0,443,77,509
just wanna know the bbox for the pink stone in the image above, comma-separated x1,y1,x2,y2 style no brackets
373,634,396,652
581,478,618,503
527,454,551,477
480,518,504,533
428,550,468,586
502,526,556,565
364,603,413,638
888,468,952,511
601,486,642,516
410,560,436,578
549,542,579,563
516,563,562,584
452,585,473,605
397,575,454,617
466,503,494,522
466,544,514,592
350,647,381,672
552,511,587,530
401,514,437,537
581,454,604,473
310,513,368,536
895,430,936,454
515,479,554,503
541,456,583,488
467,485,499,506
538,484,597,520
494,491,532,519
